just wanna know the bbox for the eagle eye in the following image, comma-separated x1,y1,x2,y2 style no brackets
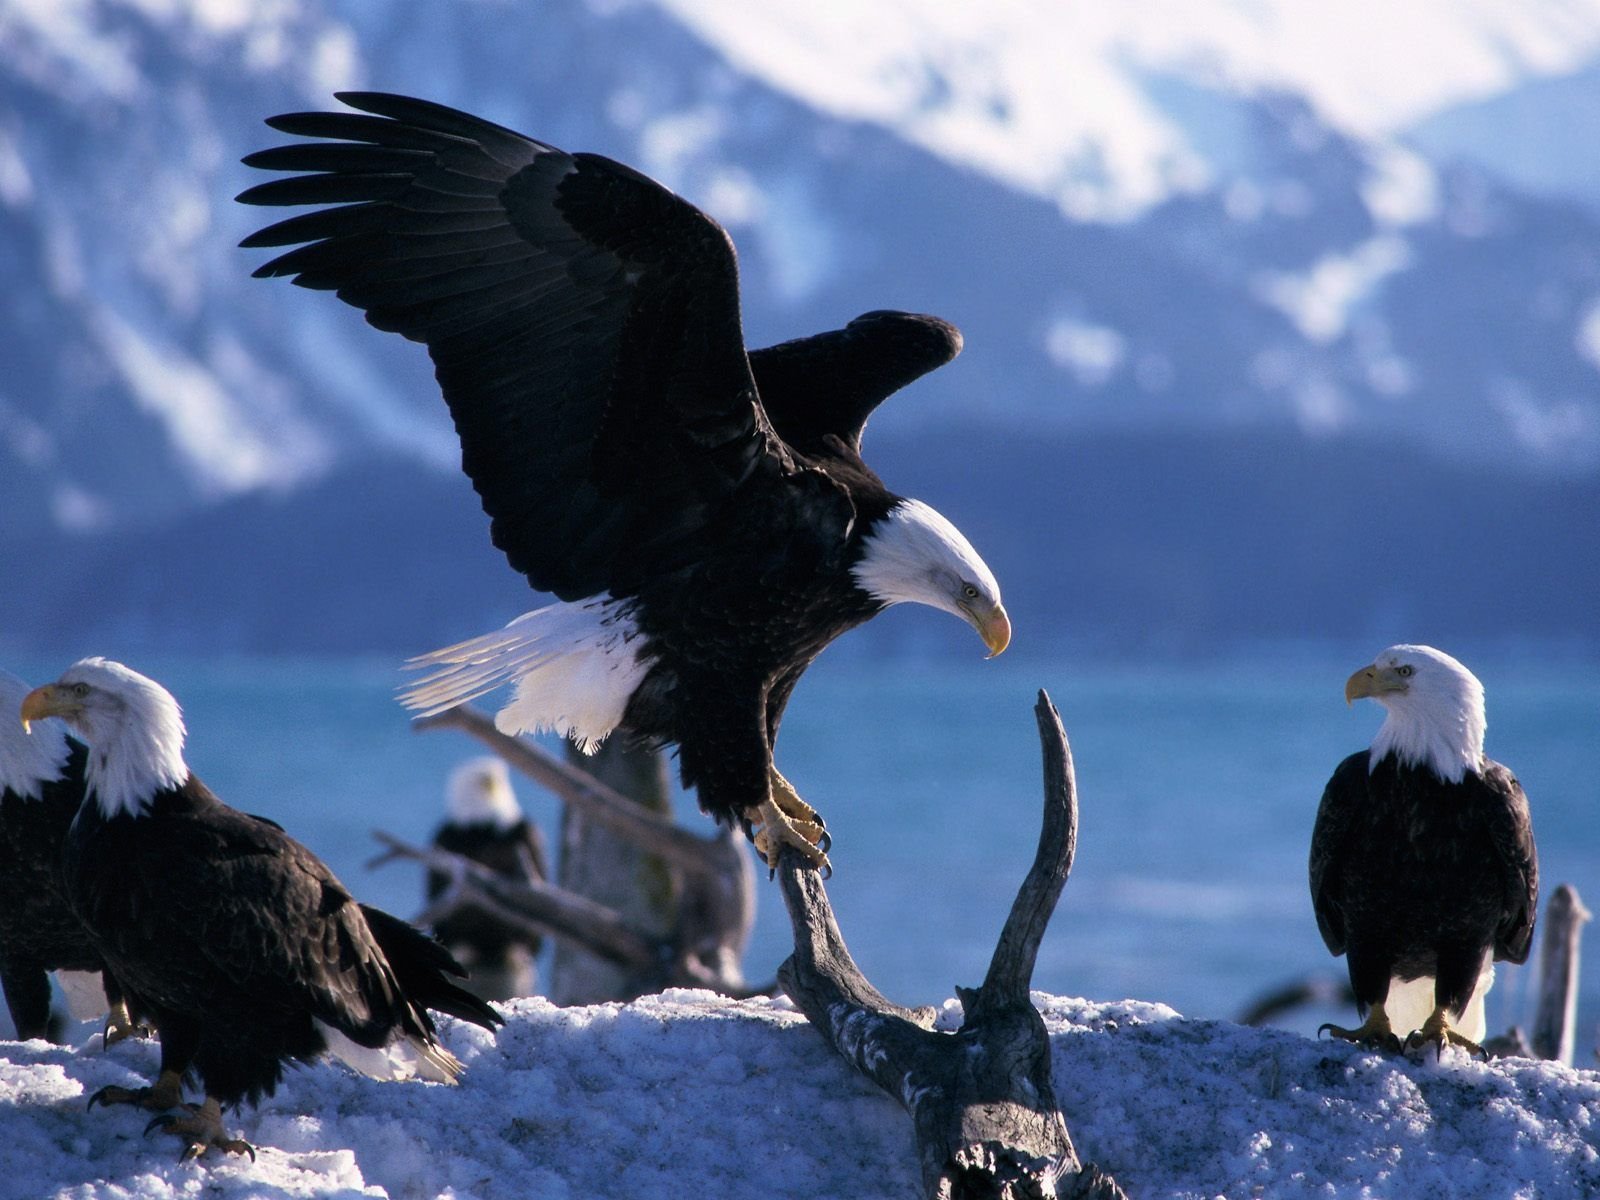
962,584,979,600
71,682,91,697
1396,665,1414,678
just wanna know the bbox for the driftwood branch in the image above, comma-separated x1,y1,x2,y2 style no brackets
372,832,660,970
1532,884,1590,1065
412,707,722,880
777,691,1126,1200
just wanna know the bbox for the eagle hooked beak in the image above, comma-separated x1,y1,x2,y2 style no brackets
19,685,73,735
971,602,1012,659
1345,664,1407,705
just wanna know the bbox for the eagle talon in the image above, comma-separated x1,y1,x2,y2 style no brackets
147,1098,256,1162
88,1069,185,1113
1318,1007,1402,1053
1403,1009,1487,1059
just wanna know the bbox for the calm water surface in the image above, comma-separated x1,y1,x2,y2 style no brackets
10,645,1597,1052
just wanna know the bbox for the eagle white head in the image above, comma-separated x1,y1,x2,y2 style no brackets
20,658,188,818
445,757,523,830
2,668,72,801
853,499,1010,656
1345,644,1486,784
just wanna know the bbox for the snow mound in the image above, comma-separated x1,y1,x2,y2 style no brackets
1,990,1596,1199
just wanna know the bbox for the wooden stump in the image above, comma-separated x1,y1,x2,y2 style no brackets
776,691,1127,1200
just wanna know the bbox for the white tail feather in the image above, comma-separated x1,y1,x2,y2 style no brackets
1384,963,1495,1043
316,1021,462,1084
400,596,650,752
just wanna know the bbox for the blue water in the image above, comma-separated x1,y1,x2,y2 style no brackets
11,645,1598,1054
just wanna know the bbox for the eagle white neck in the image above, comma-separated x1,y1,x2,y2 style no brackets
1370,678,1485,785
852,499,998,614
0,672,71,801
84,717,189,819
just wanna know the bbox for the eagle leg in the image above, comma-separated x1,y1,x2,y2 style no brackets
747,770,831,876
1318,1002,1402,1053
101,997,149,1048
769,768,830,852
1403,1006,1487,1059
87,1067,185,1112
146,1097,256,1162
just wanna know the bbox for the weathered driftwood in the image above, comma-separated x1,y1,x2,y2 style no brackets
1237,976,1356,1027
1531,884,1590,1065
412,707,721,880
404,706,762,999
550,739,679,1004
776,691,1126,1200
374,831,660,970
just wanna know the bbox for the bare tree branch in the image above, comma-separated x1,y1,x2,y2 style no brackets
776,690,1126,1200
412,707,723,880
1532,884,1590,1065
372,832,659,970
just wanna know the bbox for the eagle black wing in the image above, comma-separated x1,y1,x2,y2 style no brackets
1308,751,1369,956
748,310,962,456
1474,760,1539,964
239,92,796,602
146,781,496,1044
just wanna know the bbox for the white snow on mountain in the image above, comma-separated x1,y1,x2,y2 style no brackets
657,0,1600,220
3,991,1598,1198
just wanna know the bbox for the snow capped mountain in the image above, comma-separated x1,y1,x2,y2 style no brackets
2,0,1599,542
658,0,1600,221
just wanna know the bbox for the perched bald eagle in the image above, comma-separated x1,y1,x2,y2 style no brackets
1310,645,1538,1055
239,92,1010,873
1,669,142,1044
426,757,549,1000
20,659,501,1159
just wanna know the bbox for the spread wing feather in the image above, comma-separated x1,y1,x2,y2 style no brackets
240,91,792,601
748,310,962,456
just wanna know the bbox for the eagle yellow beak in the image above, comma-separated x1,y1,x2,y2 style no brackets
977,603,1012,659
1345,665,1406,705
19,685,71,735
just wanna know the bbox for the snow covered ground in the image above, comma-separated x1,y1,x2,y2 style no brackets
2,989,1597,1199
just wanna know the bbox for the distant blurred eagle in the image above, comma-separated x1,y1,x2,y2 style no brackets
427,758,548,1000
239,92,1010,873
1310,645,1538,1055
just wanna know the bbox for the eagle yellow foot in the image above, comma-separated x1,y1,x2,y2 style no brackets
88,1068,184,1112
101,998,150,1048
146,1097,256,1162
747,775,831,878
1318,1004,1402,1053
1403,1007,1486,1059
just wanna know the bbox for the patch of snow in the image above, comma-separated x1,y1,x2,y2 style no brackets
657,0,1600,221
1255,235,1413,344
90,309,331,496
3,990,1597,1198
1044,317,1127,387
1576,299,1600,373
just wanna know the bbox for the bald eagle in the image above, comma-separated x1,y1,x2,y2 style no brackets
426,757,549,1000
1310,645,1538,1055
1,668,139,1044
238,92,1010,874
20,659,501,1159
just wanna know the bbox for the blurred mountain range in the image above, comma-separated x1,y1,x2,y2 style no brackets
0,0,1596,653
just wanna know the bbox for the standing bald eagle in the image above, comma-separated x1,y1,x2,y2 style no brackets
1,669,136,1043
426,757,549,1001
1310,645,1538,1055
238,92,1010,873
21,659,501,1159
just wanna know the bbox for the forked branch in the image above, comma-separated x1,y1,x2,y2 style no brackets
776,691,1126,1200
